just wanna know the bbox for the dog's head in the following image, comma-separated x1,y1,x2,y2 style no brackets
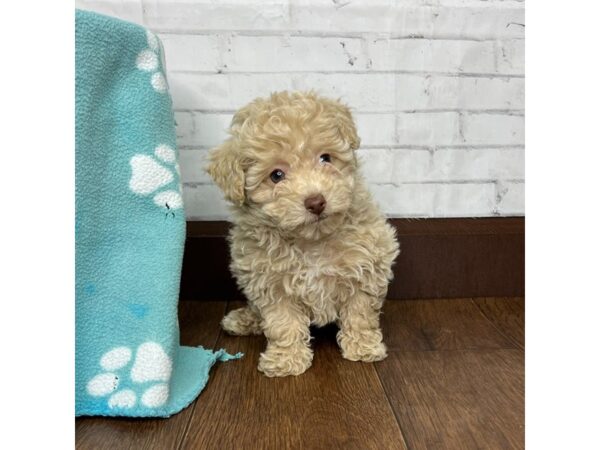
207,91,360,240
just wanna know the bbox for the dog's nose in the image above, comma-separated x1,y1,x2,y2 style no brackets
304,194,326,216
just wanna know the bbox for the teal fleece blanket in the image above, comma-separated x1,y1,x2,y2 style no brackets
75,10,240,417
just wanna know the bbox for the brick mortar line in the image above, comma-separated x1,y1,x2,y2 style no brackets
174,108,525,115
177,145,525,151
184,213,521,220
493,40,500,73
377,180,525,186
152,29,524,41
169,69,524,78
182,179,524,188
369,145,525,150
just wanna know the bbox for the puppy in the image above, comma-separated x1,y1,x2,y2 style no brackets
207,91,399,377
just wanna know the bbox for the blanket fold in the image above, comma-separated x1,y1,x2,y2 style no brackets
75,9,240,418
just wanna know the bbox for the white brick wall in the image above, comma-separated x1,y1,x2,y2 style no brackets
76,0,525,219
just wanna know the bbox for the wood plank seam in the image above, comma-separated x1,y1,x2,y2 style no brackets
373,365,412,450
176,300,228,450
469,298,524,350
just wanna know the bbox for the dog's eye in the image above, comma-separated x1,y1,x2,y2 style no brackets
319,154,332,164
270,169,286,183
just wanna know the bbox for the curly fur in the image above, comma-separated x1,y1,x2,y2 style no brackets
207,91,400,377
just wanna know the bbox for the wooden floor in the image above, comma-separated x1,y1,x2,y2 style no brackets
76,297,524,450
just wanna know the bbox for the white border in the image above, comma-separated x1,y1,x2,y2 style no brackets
527,2,600,448
0,1,74,448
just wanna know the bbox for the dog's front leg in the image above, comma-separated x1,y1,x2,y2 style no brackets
257,300,312,377
337,290,387,362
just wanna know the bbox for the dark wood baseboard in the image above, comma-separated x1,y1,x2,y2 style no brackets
180,217,524,301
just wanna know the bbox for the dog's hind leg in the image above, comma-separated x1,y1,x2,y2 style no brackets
221,306,263,336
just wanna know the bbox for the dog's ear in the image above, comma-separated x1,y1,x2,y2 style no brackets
206,106,255,205
330,100,361,151
206,139,246,206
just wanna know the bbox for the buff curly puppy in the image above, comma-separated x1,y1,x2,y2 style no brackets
207,91,399,377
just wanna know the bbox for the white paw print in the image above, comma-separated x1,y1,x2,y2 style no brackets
136,30,168,93
129,144,183,213
86,342,173,410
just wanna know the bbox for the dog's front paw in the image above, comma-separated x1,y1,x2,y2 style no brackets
337,329,388,362
258,343,313,377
